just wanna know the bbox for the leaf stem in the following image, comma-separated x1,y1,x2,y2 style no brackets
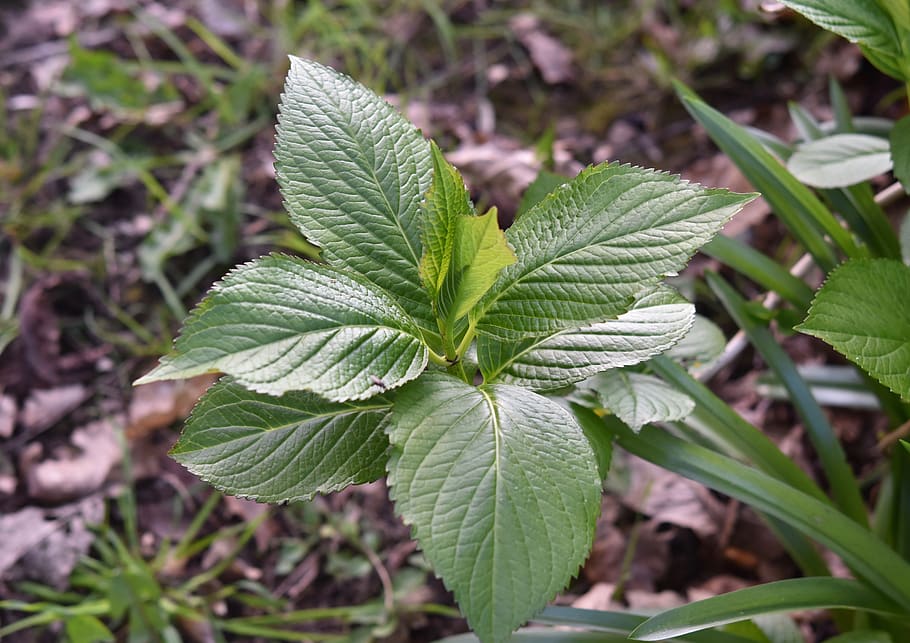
454,320,477,359
427,350,450,367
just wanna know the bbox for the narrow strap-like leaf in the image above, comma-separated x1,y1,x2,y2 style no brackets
631,577,904,640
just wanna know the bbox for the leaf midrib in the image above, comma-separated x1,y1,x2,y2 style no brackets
179,402,391,449
307,67,423,271
482,186,704,317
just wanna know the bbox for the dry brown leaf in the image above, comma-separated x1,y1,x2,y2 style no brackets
0,507,58,576
20,384,89,432
223,494,276,551
509,13,574,84
127,374,216,440
21,417,122,502
0,393,16,438
572,582,618,610
624,457,725,538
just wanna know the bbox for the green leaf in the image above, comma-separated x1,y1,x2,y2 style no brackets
275,56,436,334
479,286,694,391
516,170,568,218
787,134,893,188
136,254,428,401
798,259,910,401
675,82,859,270
475,163,753,340
891,115,910,194
584,370,694,432
386,373,601,642
902,212,910,265
664,315,726,370
420,143,516,331
64,615,114,643
171,378,391,502
569,403,614,482
631,577,903,641
826,632,893,643
778,1,908,80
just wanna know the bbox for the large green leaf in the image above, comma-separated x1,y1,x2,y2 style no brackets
798,259,910,401
171,379,391,502
420,143,515,334
787,134,893,188
778,1,908,80
136,254,428,401
631,577,904,640
583,370,694,432
386,373,601,642
274,56,436,334
474,163,752,340
478,286,694,391
891,115,910,194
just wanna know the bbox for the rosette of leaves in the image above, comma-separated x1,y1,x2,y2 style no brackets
138,57,753,641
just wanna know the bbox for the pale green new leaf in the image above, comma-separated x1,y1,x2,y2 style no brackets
420,143,515,328
891,115,910,194
586,370,694,432
479,286,694,391
787,134,893,188
171,379,391,502
387,373,601,643
275,56,436,333
474,163,752,340
137,254,428,401
798,259,910,401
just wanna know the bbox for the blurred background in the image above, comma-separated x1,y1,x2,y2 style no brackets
0,1,901,641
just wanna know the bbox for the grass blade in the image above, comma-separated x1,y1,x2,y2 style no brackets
631,578,904,640
675,82,862,271
707,272,868,527
701,235,814,310
611,420,910,610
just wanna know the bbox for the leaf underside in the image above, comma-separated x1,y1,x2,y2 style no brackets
583,370,695,432
137,254,428,401
172,378,391,503
387,373,601,642
799,259,910,401
478,286,695,391
787,134,893,188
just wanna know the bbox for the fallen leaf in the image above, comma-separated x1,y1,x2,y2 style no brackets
9,497,103,589
223,494,276,551
21,417,122,502
127,374,216,440
20,384,88,433
624,456,724,538
0,507,57,576
0,393,16,438
509,13,574,84
572,582,618,610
